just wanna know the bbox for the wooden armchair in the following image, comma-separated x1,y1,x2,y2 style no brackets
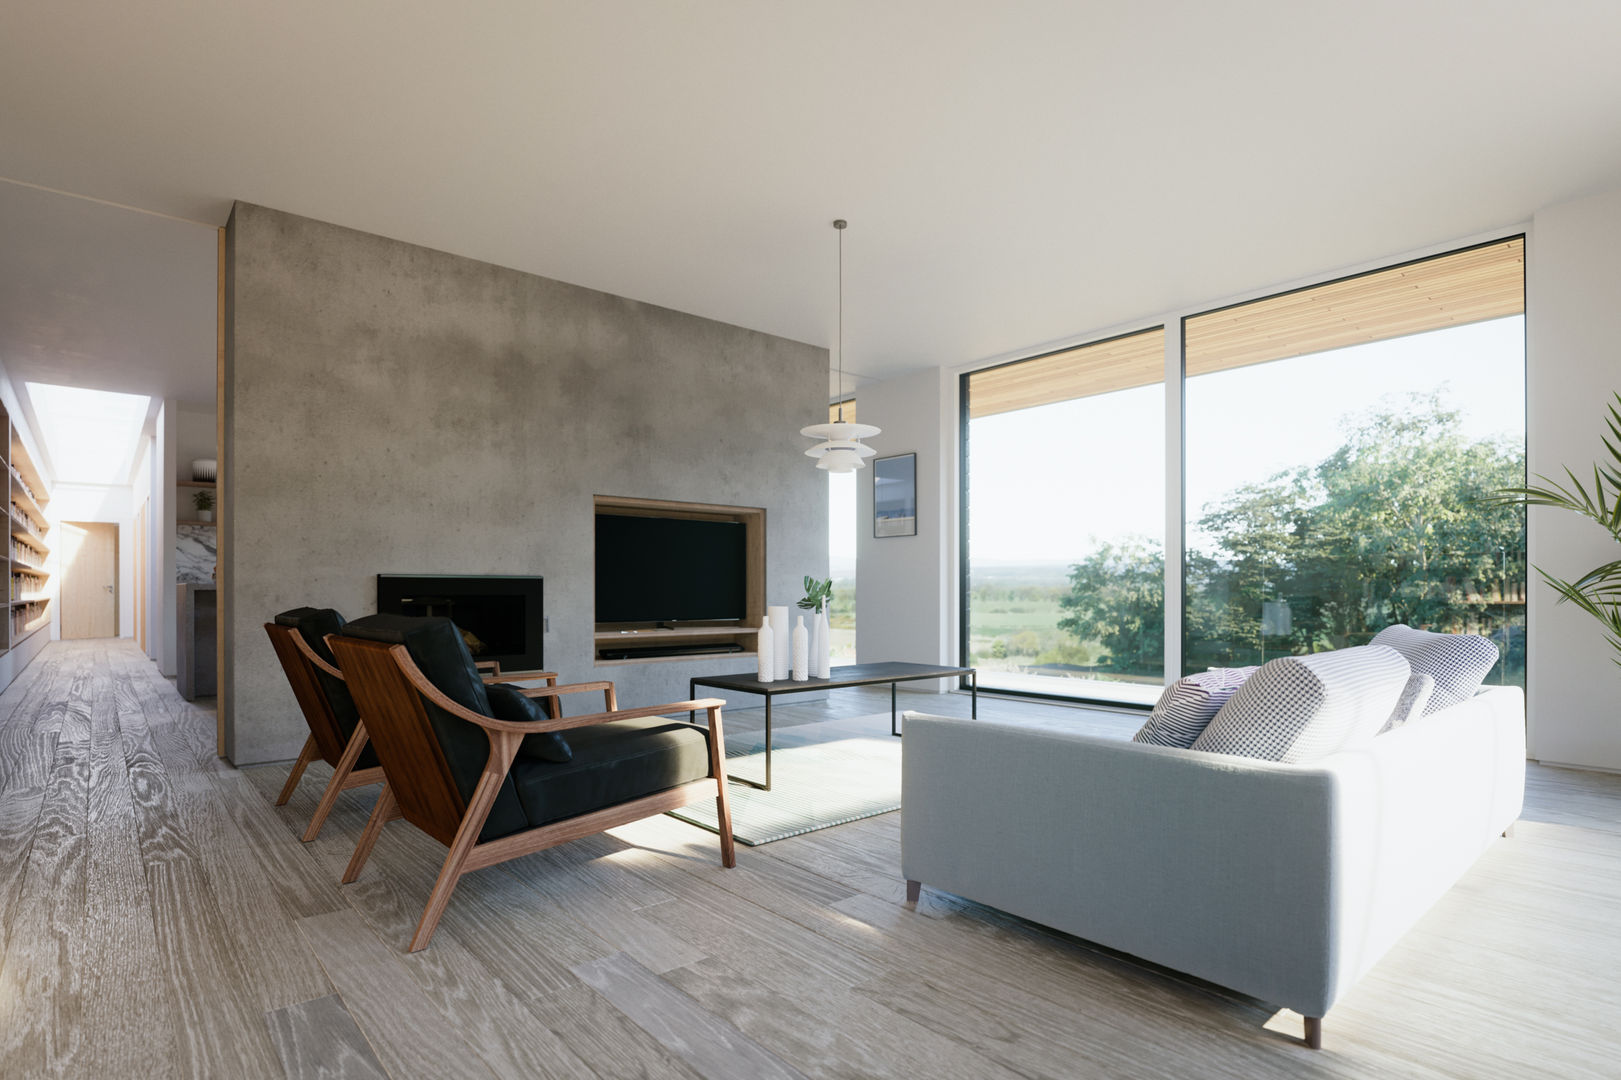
265,608,389,842
328,614,735,952
266,607,572,842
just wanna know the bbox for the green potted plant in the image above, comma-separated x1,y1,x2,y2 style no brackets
1491,392,1621,666
192,488,215,523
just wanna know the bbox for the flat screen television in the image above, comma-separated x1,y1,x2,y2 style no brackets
595,514,746,625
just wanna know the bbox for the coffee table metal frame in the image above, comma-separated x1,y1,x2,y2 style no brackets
688,661,977,791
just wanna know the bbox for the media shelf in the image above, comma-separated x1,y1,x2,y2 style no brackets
592,495,764,666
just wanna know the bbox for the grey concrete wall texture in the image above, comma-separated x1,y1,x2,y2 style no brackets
223,202,828,764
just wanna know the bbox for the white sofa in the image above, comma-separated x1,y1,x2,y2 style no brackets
900,686,1525,1047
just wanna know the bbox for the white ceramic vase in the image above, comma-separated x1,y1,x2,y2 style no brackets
808,607,824,676
791,616,809,681
816,608,832,678
768,605,790,679
755,620,774,682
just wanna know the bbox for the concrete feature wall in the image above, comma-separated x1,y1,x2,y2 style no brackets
1526,187,1621,771
223,203,827,765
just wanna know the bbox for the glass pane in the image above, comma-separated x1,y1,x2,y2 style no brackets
1183,260,1526,685
829,468,857,665
963,329,1166,704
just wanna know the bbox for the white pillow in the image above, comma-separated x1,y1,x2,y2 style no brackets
1190,645,1411,763
1369,624,1499,716
1379,672,1437,734
1133,667,1257,748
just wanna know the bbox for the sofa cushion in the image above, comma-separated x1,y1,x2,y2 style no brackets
507,715,711,829
338,613,526,841
1369,624,1499,716
1133,666,1257,748
485,683,572,764
273,606,379,769
1380,672,1437,734
1191,645,1410,763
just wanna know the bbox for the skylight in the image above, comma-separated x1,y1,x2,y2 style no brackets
25,383,151,487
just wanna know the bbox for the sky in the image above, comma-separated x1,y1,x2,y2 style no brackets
965,315,1525,565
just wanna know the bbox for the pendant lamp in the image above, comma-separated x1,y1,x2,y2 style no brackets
801,219,879,472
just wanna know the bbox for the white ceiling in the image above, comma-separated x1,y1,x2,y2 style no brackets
2,2,1620,392
0,181,216,405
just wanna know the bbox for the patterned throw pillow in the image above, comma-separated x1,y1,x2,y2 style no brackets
1379,672,1437,734
1133,667,1257,748
1369,624,1499,716
1190,645,1410,763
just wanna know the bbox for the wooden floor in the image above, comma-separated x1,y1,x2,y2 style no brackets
3,640,1620,1078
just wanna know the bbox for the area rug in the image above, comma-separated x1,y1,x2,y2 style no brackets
667,713,901,845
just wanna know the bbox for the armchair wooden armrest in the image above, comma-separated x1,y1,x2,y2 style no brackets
519,680,618,715
482,670,560,685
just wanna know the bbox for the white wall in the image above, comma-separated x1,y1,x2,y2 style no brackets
155,402,178,674
1526,187,1621,771
855,367,957,691
49,481,136,639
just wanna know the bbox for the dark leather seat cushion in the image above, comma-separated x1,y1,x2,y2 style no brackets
508,716,711,829
485,683,572,764
339,613,527,840
273,606,378,770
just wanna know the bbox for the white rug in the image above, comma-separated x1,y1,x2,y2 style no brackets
668,713,901,845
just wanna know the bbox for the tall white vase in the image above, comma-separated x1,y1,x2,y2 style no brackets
791,616,809,681
755,620,775,682
808,608,824,678
768,605,790,680
815,608,832,678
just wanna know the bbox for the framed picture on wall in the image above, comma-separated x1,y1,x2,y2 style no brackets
873,452,918,538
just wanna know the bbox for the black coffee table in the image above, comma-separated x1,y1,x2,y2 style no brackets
689,661,977,790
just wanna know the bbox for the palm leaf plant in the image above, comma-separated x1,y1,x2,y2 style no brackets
1488,392,1621,667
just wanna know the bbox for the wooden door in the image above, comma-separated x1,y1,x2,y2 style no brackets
61,521,118,639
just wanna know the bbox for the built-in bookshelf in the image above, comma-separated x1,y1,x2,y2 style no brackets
4,401,52,653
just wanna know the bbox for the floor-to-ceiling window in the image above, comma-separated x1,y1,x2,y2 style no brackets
1182,238,1526,683
961,328,1166,704
828,399,858,664
957,235,1527,705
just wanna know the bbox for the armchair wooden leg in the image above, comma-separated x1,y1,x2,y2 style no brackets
408,731,522,952
1304,1017,1322,1050
1503,822,1516,838
302,722,374,842
704,705,736,868
343,783,399,884
275,736,319,806
906,879,921,903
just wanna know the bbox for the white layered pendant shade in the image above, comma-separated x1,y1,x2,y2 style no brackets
803,219,878,470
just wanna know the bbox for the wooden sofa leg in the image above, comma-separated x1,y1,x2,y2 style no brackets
906,879,921,904
343,784,398,884
1304,1017,1322,1050
302,723,372,843
276,736,319,806
1503,822,1516,838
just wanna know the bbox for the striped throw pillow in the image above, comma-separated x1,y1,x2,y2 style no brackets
1133,667,1258,748
1369,624,1500,716
1379,672,1437,734
1190,645,1410,763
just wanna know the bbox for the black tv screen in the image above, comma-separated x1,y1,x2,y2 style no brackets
595,514,746,624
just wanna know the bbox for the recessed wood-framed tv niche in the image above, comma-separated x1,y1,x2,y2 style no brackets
592,494,765,666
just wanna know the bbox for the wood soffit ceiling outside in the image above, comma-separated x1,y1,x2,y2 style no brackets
967,237,1524,419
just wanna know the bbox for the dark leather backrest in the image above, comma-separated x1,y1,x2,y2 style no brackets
273,607,363,743
337,614,526,841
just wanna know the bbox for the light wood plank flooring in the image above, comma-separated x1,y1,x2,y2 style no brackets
2,640,1619,1078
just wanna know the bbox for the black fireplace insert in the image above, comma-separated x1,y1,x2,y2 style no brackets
376,575,544,672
